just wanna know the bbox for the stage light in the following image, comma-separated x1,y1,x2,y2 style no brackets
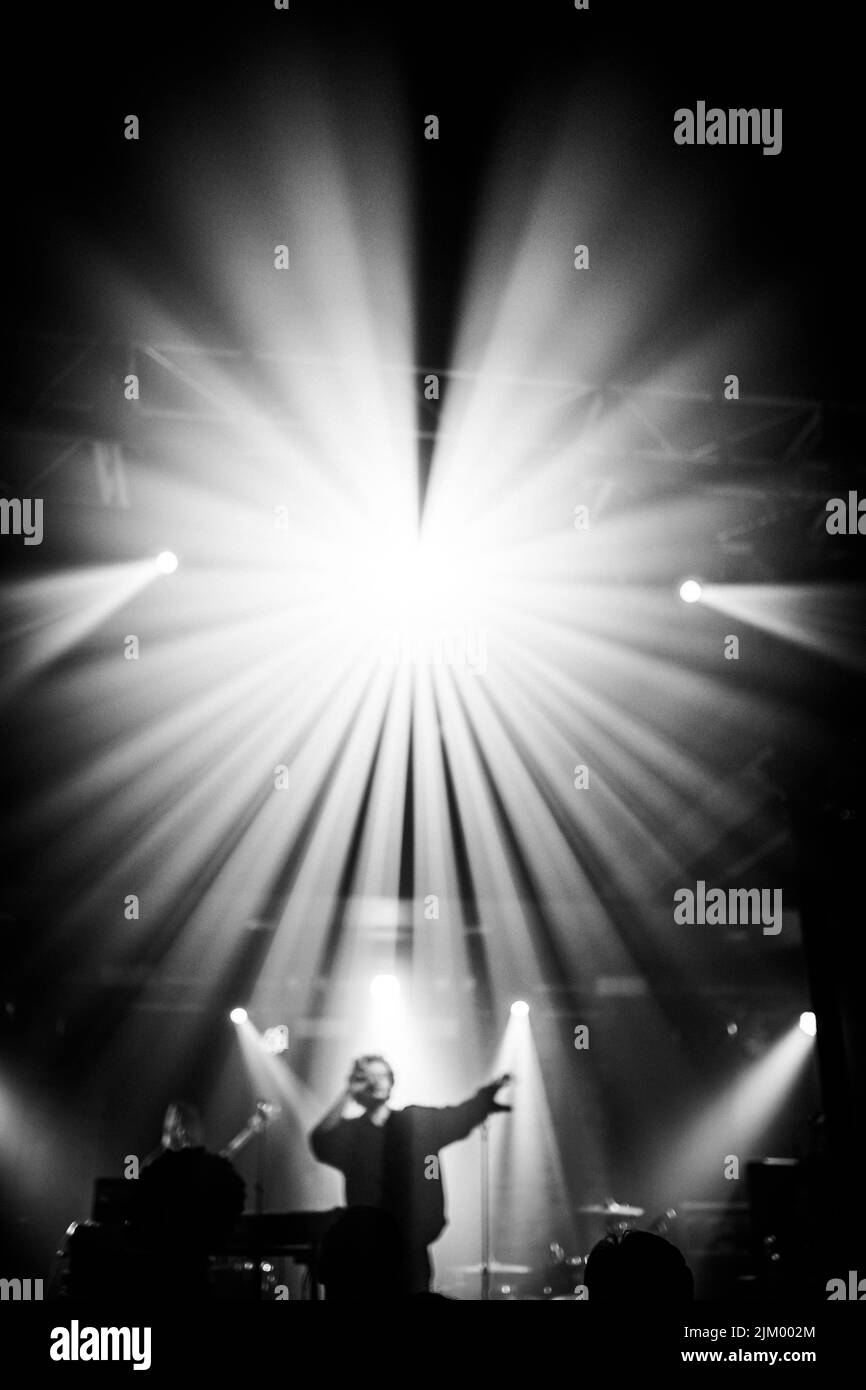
656,1020,816,1202
799,1011,817,1037
154,551,179,575
230,1006,248,1025
262,1024,289,1054
510,1000,530,1018
679,579,702,604
726,1021,739,1036
370,974,400,1002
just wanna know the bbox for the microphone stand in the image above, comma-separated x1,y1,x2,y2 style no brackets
480,1119,490,1302
254,1109,267,1299
255,1121,266,1216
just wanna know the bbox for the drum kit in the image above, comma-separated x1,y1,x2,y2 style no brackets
449,1200,675,1300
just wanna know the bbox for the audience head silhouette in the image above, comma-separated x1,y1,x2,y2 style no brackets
585,1229,694,1303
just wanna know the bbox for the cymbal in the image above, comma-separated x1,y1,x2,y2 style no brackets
454,1262,532,1275
577,1202,645,1218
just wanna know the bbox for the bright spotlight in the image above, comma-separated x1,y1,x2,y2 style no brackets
370,975,400,1002
799,1011,817,1037
230,1007,248,1025
155,550,179,575
679,579,702,604
726,1021,739,1037
510,1000,530,1018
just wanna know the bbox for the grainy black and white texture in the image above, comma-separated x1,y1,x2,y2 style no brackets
0,0,862,1340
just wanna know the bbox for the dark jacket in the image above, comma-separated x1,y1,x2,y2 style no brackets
310,1093,489,1248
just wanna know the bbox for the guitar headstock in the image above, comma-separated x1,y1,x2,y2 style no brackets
250,1100,281,1129
221,1102,282,1160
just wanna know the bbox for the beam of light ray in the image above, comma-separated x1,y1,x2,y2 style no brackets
220,1015,343,1212
484,1010,575,1271
0,1068,94,1249
0,562,155,703
231,1018,323,1130
651,1023,816,1205
31,640,385,956
27,607,402,992
699,583,866,673
407,679,496,1026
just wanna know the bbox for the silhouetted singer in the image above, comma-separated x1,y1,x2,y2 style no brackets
310,1055,511,1295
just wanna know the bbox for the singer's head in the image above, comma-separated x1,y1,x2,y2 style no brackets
349,1055,395,1109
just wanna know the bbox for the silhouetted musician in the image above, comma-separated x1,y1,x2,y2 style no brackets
132,1101,246,1297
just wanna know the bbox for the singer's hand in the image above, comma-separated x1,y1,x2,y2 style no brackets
348,1070,370,1100
479,1073,513,1114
